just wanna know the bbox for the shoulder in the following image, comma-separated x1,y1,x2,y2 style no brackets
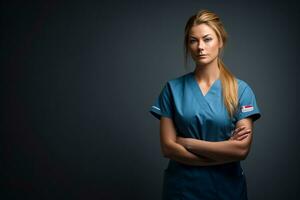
236,78,249,89
236,78,252,92
158,72,192,97
165,72,192,88
235,78,257,99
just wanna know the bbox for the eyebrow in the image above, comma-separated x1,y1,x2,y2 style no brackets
190,34,211,38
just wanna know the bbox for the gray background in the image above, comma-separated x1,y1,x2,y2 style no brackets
2,0,300,199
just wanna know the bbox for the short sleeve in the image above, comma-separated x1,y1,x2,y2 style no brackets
235,84,261,122
149,82,174,120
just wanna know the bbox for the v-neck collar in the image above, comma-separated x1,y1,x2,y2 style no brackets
190,71,220,98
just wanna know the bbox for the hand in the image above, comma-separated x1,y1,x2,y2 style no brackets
229,126,252,141
176,136,190,149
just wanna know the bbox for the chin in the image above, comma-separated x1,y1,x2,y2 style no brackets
196,56,217,65
196,59,211,65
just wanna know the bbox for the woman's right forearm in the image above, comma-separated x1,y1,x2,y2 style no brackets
164,142,234,166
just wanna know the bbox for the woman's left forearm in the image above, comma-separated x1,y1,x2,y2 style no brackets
176,122,253,161
181,138,249,161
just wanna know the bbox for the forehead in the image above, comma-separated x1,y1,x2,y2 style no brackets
189,24,216,37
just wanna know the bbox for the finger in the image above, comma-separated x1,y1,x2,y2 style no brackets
231,127,248,140
237,134,249,141
232,134,245,141
231,132,243,140
237,133,249,140
233,126,246,135
237,129,251,136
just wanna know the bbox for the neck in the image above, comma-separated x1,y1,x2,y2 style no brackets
193,58,220,83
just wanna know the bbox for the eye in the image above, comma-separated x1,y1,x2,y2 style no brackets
189,39,197,44
204,38,212,42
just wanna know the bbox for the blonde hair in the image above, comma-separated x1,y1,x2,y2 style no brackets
184,9,238,118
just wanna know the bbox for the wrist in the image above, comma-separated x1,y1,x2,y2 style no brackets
186,138,193,150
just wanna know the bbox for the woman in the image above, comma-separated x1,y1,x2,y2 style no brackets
149,9,261,200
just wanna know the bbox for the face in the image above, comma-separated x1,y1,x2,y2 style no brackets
188,23,223,65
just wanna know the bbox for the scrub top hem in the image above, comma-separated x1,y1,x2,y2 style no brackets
149,106,172,120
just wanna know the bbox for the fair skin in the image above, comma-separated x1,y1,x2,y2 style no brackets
160,23,254,166
189,23,222,94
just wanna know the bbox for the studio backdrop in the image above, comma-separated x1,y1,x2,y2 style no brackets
2,0,300,199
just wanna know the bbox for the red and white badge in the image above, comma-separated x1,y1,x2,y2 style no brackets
241,105,254,113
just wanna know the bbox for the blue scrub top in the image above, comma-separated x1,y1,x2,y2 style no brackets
149,71,261,200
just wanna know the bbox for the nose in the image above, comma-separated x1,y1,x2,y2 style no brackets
198,41,204,51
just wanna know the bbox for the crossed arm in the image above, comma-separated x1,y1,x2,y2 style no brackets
159,116,254,166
